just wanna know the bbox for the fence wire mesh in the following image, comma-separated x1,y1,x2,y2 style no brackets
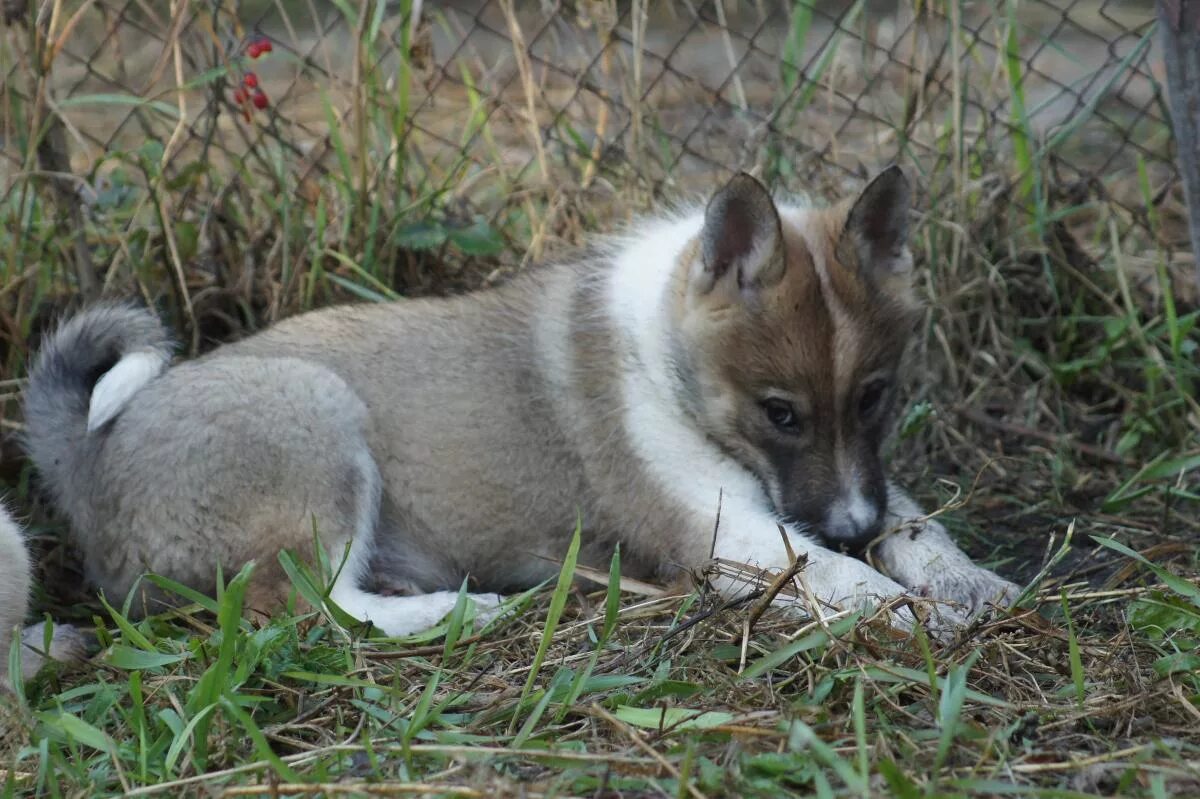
0,1,1188,336
1,4,1176,208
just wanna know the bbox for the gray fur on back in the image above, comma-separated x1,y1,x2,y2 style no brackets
22,303,174,523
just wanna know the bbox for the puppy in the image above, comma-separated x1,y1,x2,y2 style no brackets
23,168,1017,636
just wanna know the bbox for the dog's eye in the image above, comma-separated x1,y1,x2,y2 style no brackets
762,398,801,432
858,380,890,418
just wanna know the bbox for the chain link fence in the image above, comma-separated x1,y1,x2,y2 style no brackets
0,0,1190,357
1,1,1177,221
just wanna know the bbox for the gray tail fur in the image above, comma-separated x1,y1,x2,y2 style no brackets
22,303,174,512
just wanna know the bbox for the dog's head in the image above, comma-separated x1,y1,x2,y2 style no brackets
670,168,920,553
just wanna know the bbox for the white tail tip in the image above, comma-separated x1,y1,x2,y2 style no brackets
87,350,167,433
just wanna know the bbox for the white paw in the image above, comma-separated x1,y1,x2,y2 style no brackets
915,569,1019,618
804,554,913,628
18,622,88,681
470,593,507,627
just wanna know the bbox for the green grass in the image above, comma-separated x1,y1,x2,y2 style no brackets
9,549,1200,797
2,0,1200,796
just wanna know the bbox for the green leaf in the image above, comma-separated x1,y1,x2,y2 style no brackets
57,93,180,119
138,140,166,167
1093,537,1200,602
280,671,382,689
175,221,199,264
219,696,301,782
1153,651,1200,678
511,517,582,731
877,759,922,799
898,400,933,440
612,706,734,731
277,549,330,613
602,545,621,644
106,645,189,670
577,674,643,693
322,249,401,302
442,579,470,661
143,573,221,613
447,218,504,256
934,659,972,771
1061,591,1086,711
861,665,1011,708
1141,452,1200,481
740,612,860,679
403,668,440,745
165,161,209,192
394,220,447,251
787,720,866,794
38,711,117,755
323,274,394,305
99,593,158,651
1129,595,1200,639
164,705,216,776
513,668,574,748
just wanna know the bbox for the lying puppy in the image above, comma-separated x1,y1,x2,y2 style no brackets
23,168,1017,635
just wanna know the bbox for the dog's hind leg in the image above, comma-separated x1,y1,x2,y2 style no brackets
68,355,502,638
309,449,504,637
329,585,504,637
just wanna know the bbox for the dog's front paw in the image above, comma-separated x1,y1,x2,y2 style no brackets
804,553,915,629
917,568,1019,619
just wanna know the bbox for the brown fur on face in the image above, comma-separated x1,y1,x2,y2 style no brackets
669,169,920,552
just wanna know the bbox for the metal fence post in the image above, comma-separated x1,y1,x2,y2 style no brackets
1158,0,1200,288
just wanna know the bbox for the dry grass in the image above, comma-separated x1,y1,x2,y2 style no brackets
1,1,1198,796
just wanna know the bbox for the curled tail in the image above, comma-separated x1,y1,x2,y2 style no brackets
22,303,174,512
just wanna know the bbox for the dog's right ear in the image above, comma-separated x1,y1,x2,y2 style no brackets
691,173,785,297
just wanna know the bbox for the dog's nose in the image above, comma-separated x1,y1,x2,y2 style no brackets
822,495,883,554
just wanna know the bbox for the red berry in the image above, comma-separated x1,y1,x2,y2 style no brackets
242,72,258,88
247,41,262,58
251,90,269,110
232,87,247,104
259,38,273,54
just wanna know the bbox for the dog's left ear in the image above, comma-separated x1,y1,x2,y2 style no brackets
837,165,912,278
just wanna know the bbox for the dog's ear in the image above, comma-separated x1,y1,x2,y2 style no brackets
691,173,785,296
837,165,912,278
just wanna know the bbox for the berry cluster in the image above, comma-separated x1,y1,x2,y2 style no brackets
246,37,273,59
231,36,273,121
